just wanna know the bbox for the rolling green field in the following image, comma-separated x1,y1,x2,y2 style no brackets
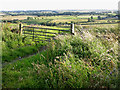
38,15,106,19
1,14,118,25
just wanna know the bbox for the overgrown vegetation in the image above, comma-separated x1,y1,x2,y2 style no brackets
2,25,119,88
1,10,119,88
2,23,46,63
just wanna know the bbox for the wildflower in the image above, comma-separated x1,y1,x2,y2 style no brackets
56,56,59,59
106,50,109,53
49,62,52,66
69,65,71,68
110,48,114,52
54,59,56,62
110,72,112,75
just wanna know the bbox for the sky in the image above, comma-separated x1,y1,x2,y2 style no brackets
0,0,119,11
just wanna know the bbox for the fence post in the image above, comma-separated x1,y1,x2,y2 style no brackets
19,23,23,35
33,28,34,40
71,23,74,35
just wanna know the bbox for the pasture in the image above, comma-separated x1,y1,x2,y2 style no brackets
0,15,38,20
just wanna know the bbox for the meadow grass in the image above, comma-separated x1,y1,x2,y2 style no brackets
50,19,88,24
2,23,47,63
2,25,119,88
2,22,70,63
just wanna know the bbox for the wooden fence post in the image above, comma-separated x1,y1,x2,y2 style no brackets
19,23,23,35
71,23,74,35
33,28,34,40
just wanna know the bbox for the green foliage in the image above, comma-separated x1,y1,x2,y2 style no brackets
2,45,39,62
91,16,93,19
88,18,91,22
3,25,119,88
98,16,102,20
2,16,119,88
2,23,46,63
27,17,33,20
21,19,53,25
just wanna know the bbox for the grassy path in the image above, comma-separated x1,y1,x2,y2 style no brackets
2,45,47,67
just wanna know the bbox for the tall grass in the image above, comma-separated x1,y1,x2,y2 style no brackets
2,25,119,88
31,30,118,88
2,23,46,63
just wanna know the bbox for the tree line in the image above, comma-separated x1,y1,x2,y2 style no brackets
3,11,106,16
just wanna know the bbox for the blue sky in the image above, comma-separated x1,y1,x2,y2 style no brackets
0,0,119,11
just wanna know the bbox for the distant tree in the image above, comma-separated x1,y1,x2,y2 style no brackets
107,20,110,23
27,17,33,20
88,18,91,22
107,14,111,17
98,16,101,20
62,22,65,25
47,23,51,26
2,20,7,23
59,22,62,25
71,21,75,24
71,21,73,23
12,19,19,23
65,22,68,24
53,22,56,26
91,16,93,19
34,17,37,19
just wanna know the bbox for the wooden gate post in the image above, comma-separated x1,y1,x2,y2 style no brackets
71,23,74,35
19,23,23,35
33,28,34,40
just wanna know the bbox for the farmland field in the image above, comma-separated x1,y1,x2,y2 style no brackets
0,15,38,20
1,10,120,89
